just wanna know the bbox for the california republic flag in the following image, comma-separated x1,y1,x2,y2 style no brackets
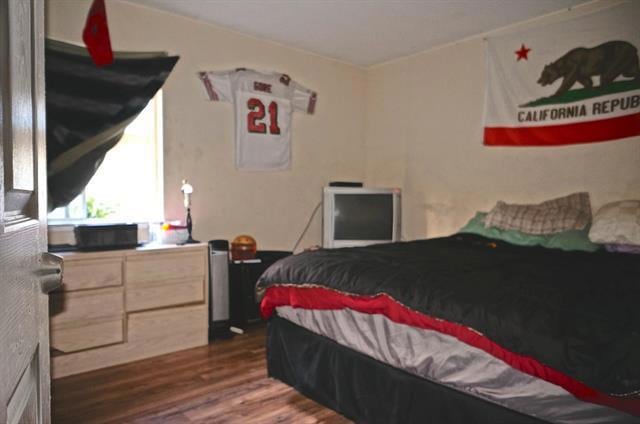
484,2,640,146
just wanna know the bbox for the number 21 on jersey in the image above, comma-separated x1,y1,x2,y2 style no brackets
247,98,281,135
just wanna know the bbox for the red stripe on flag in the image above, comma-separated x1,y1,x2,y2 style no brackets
484,112,640,146
261,285,640,417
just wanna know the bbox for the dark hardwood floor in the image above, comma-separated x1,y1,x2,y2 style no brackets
52,325,350,423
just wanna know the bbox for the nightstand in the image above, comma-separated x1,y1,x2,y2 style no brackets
229,250,291,329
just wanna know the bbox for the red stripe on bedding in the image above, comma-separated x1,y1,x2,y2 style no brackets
260,285,640,417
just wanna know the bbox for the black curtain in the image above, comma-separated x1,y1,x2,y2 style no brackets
46,39,179,211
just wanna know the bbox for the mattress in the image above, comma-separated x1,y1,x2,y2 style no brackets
257,234,640,421
268,315,548,424
276,306,637,423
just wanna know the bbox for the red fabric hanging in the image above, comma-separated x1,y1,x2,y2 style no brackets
82,0,113,66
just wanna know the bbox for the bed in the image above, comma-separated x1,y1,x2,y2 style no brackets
257,233,640,423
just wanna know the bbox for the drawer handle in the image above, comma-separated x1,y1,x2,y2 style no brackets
37,252,64,294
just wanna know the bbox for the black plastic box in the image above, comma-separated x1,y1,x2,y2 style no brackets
74,224,138,251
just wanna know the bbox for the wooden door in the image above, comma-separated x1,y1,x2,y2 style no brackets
0,0,58,423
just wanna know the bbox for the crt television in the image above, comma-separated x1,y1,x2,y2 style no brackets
323,186,401,248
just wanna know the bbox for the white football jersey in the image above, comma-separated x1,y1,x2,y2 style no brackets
198,69,317,171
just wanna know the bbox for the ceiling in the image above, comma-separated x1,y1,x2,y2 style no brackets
126,0,589,67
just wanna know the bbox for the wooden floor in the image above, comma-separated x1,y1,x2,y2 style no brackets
52,325,351,424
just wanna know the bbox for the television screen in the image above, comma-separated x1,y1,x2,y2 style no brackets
334,194,393,240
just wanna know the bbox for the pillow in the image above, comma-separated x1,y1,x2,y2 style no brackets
484,192,591,235
588,200,640,246
460,212,600,252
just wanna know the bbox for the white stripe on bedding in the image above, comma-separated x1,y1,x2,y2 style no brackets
276,306,639,424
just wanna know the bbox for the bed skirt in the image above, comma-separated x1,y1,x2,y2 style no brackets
266,316,548,424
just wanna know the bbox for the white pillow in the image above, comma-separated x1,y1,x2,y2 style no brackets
589,200,640,245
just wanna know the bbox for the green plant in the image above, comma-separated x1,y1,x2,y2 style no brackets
86,196,114,219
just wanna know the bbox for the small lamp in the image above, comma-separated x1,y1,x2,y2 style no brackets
181,179,199,244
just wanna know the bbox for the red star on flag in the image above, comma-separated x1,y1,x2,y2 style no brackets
515,44,531,61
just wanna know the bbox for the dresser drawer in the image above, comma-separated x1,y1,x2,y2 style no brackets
50,287,124,326
51,317,123,353
126,251,205,284
62,257,122,291
128,304,208,342
126,277,204,312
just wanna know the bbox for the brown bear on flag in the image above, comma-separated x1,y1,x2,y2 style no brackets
538,40,640,96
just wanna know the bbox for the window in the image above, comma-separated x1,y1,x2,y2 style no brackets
48,92,164,223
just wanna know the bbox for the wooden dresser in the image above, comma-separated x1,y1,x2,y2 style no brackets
49,243,209,378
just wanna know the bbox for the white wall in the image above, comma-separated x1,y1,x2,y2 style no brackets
46,0,367,250
47,0,640,246
365,0,640,239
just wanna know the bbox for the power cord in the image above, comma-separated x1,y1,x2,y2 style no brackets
291,200,323,253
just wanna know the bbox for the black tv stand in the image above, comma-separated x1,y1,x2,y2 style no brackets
229,250,292,329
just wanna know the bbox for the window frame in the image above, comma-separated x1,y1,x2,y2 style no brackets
47,92,164,224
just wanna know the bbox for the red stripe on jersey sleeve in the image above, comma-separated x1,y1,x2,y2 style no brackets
199,73,219,101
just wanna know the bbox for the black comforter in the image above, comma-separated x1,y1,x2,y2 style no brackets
257,234,640,396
